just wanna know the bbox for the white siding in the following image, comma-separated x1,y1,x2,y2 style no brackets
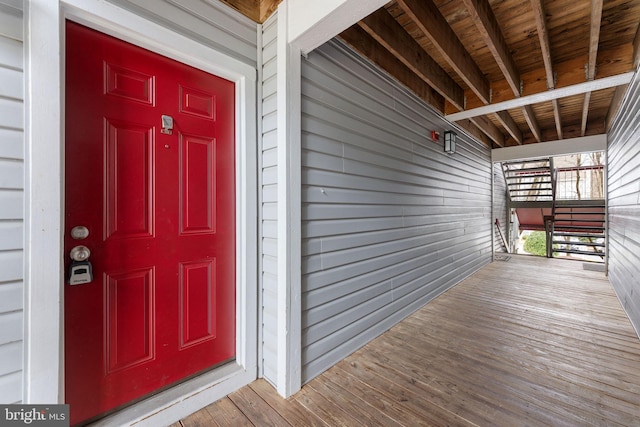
106,0,258,67
0,0,23,405
260,12,278,386
608,69,640,338
300,40,493,383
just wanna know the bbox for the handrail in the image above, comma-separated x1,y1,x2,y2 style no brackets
547,162,558,258
494,218,509,252
551,167,558,217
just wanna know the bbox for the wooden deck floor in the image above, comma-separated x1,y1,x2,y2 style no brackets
175,255,640,426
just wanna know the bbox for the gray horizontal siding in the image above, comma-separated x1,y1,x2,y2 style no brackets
300,40,492,383
106,0,258,67
608,68,640,338
260,12,278,386
0,0,22,404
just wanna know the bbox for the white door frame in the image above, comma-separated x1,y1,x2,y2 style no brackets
24,1,258,425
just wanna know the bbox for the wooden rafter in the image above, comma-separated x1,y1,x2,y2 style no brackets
260,0,282,22
358,9,464,109
463,0,518,95
470,116,505,147
462,0,536,144
358,5,505,146
339,26,445,112
530,0,563,139
605,85,628,131
495,111,522,144
634,23,640,67
522,105,542,143
396,0,491,104
395,0,514,146
607,24,640,130
581,0,604,136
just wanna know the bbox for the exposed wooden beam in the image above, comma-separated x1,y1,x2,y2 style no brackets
358,9,464,109
455,119,493,148
470,116,505,147
610,24,640,130
396,0,491,104
339,26,445,112
531,0,563,139
260,0,282,23
552,100,563,139
581,0,604,136
484,44,633,105
522,105,542,142
634,22,640,67
463,0,540,142
217,0,282,23
581,92,592,136
530,0,554,88
219,0,260,22
462,0,519,95
446,72,634,121
586,0,604,81
494,111,522,144
605,84,628,131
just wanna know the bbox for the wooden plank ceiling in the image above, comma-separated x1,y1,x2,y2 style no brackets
229,0,640,148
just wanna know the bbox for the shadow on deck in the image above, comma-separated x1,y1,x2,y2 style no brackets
176,255,640,426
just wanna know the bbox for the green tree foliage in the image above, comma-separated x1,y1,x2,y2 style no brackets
523,231,547,256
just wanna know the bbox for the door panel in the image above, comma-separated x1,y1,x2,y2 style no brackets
65,21,236,425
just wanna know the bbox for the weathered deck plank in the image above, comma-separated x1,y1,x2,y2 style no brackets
178,255,640,426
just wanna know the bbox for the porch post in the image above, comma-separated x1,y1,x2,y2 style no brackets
276,0,302,397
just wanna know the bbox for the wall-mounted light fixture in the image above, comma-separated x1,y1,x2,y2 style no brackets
444,130,456,154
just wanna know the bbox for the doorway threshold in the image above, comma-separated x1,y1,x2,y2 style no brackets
89,362,255,427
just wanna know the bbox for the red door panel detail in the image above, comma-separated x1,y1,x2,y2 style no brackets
65,21,236,425
179,260,216,348
105,63,155,104
180,86,215,118
105,120,154,239
105,268,155,373
180,134,216,234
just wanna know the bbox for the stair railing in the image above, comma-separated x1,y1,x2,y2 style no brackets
494,218,509,252
546,164,558,258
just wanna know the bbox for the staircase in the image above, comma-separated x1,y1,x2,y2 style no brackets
503,158,554,204
502,158,606,262
503,158,554,232
551,200,606,259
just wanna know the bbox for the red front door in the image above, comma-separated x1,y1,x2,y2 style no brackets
64,21,236,425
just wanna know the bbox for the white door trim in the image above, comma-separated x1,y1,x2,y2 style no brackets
24,1,258,425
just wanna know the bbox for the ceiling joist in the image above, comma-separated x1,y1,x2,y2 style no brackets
339,26,445,112
463,0,538,144
243,0,640,149
396,0,491,104
495,110,523,144
357,9,464,109
356,6,502,145
581,0,604,136
530,0,563,140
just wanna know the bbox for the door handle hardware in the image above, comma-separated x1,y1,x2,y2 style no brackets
70,245,91,261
